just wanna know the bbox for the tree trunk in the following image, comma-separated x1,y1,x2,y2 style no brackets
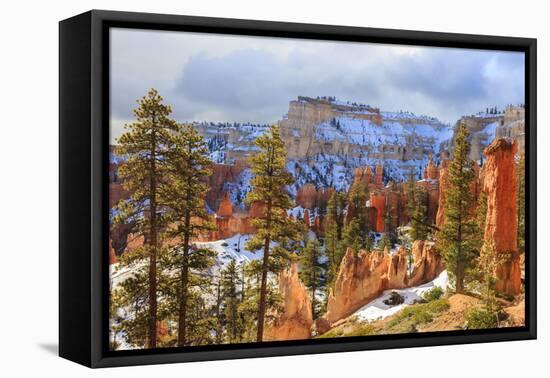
256,236,270,342
256,202,272,342
148,128,158,349
177,212,191,347
215,280,222,344
178,171,196,347
455,214,464,294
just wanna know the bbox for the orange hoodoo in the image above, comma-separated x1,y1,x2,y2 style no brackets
482,139,521,296
264,262,313,341
369,192,386,232
217,192,233,218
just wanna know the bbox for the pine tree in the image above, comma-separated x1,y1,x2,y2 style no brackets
162,123,217,347
342,180,373,255
299,238,326,318
324,191,346,291
220,259,244,343
407,176,429,241
517,154,525,250
383,197,398,245
474,236,501,321
477,190,488,231
437,123,480,293
238,260,282,342
472,190,500,315
341,218,363,253
245,125,297,342
113,88,179,348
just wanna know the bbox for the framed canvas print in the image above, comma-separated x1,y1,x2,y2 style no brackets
59,10,537,368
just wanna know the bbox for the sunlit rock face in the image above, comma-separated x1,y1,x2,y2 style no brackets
387,246,409,289
264,262,313,341
482,138,521,296
217,192,233,218
408,240,445,287
321,248,390,328
317,241,445,333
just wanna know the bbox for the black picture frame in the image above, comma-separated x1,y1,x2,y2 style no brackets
59,9,537,368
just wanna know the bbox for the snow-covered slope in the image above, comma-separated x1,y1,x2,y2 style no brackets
194,233,263,267
316,114,452,148
354,270,448,322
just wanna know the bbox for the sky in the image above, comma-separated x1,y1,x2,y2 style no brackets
110,27,525,143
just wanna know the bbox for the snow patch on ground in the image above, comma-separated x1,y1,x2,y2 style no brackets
110,234,263,290
194,233,263,267
354,270,449,322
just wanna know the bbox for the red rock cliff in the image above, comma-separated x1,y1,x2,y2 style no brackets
482,138,521,296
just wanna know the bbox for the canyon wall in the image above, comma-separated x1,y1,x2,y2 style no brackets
279,97,382,160
205,161,248,211
453,105,525,162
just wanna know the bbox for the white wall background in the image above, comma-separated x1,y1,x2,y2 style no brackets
0,0,546,376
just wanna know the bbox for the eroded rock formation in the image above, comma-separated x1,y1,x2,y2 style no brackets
370,192,386,232
387,246,409,289
296,184,318,209
205,161,247,210
409,240,445,286
321,248,389,327
482,138,521,296
318,241,444,333
109,240,117,265
217,192,233,218
264,262,313,341
304,209,311,228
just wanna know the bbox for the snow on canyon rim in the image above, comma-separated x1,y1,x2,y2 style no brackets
354,270,449,322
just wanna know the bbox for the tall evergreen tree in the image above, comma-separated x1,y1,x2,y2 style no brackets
245,125,297,342
437,123,480,293
407,175,429,241
383,198,398,246
341,218,364,253
113,88,179,348
341,179,373,255
220,259,244,343
299,238,326,318
324,191,346,290
348,180,371,237
238,260,282,342
163,123,217,347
